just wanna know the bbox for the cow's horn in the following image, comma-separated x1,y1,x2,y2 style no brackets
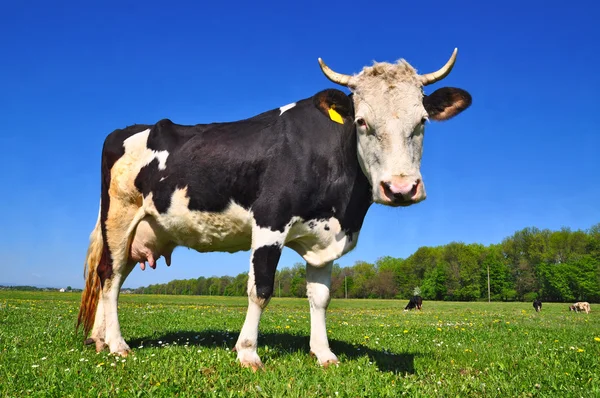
419,48,458,86
318,58,353,87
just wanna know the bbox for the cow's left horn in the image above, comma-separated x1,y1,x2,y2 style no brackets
318,58,353,87
419,48,458,86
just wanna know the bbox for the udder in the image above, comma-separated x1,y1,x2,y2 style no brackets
129,216,175,270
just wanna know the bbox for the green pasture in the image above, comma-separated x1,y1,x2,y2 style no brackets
0,291,598,397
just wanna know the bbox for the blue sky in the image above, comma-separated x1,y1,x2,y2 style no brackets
1,1,598,288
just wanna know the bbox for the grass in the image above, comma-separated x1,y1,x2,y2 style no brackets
1,292,599,397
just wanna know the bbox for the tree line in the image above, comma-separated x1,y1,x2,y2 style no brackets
132,223,600,303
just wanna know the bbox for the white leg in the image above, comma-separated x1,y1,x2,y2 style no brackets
89,291,107,352
235,223,285,370
306,261,338,367
102,263,134,355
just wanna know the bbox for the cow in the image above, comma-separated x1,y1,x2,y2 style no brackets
404,295,423,311
569,302,591,314
533,299,542,312
77,49,472,370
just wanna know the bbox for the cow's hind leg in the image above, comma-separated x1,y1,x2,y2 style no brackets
101,260,136,355
100,204,146,355
307,261,338,367
234,223,285,370
87,291,107,352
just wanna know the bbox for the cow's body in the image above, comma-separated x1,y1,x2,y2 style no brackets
78,50,471,370
533,299,542,312
404,295,423,311
103,91,368,270
569,302,591,314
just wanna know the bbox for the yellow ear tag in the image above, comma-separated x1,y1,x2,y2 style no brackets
328,108,344,124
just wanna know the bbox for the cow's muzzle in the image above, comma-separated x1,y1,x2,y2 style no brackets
380,177,426,207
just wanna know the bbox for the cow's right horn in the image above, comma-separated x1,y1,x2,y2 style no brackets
318,58,353,87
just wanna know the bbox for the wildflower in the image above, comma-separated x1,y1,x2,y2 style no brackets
403,330,408,333
97,363,105,367
32,364,39,368
41,357,47,360
437,328,442,331
577,348,584,353
594,337,600,342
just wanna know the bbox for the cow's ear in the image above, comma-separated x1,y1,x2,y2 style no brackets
423,87,472,121
314,89,354,124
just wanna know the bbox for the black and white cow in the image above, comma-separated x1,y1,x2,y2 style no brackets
405,295,423,311
533,299,542,312
77,49,472,370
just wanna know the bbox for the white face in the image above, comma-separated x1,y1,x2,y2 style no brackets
353,81,428,206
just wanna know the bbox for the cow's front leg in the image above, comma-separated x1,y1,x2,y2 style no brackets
307,261,338,367
235,225,284,371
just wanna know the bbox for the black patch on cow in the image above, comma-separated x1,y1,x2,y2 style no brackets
252,244,282,299
308,221,316,229
423,87,472,121
128,89,371,236
98,124,151,285
324,224,330,231
405,296,423,310
107,90,372,253
313,89,354,124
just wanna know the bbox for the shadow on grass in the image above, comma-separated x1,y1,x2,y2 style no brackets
126,329,420,374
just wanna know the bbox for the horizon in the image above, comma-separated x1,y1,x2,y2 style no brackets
2,221,597,290
1,1,599,289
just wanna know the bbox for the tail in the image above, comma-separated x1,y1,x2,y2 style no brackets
76,206,104,337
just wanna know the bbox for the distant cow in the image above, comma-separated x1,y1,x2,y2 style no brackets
404,296,423,311
569,302,591,314
533,299,542,312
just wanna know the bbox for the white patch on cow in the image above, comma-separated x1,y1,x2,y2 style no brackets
286,217,359,266
252,219,296,248
139,188,253,254
279,102,296,115
122,129,170,171
153,151,169,170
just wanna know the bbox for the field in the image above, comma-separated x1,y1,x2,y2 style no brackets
1,292,599,397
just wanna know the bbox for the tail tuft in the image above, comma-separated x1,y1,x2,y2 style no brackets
76,217,104,337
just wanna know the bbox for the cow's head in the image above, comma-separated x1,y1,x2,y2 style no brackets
318,49,471,206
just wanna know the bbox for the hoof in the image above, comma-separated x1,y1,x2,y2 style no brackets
322,359,340,369
108,340,131,357
240,360,264,372
310,350,339,368
95,340,108,353
236,349,264,372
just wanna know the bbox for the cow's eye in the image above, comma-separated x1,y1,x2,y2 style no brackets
356,118,368,128
421,117,428,125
